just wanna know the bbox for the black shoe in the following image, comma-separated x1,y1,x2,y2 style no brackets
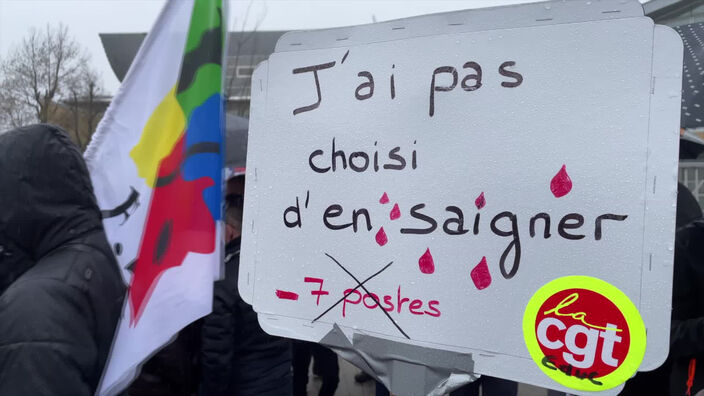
355,372,373,383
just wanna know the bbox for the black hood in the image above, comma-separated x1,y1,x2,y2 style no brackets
0,124,104,293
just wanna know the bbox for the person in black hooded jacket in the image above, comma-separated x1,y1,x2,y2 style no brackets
0,124,125,396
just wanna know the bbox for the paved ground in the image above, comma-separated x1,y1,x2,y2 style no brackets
306,357,551,396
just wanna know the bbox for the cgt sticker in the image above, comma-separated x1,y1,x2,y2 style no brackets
523,276,646,392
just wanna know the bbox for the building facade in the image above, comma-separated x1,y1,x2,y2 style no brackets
100,31,286,117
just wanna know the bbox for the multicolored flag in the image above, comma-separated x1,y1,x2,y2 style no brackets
84,1,226,394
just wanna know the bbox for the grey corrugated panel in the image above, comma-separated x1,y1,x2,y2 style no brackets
675,23,704,128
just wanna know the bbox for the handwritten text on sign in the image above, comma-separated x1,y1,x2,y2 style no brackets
245,17,655,367
270,52,628,328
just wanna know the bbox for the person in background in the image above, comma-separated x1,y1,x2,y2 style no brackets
670,132,704,395
200,174,293,396
669,183,704,396
620,183,704,396
292,341,340,396
0,124,125,396
127,322,202,396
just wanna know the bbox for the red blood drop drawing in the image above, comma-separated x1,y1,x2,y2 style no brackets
550,164,573,198
475,192,486,209
390,203,401,220
375,227,388,246
275,290,299,300
471,256,492,290
379,192,390,204
418,248,435,274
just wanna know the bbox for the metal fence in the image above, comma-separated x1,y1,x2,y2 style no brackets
679,161,704,208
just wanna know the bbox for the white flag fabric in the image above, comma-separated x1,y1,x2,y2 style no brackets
84,1,226,394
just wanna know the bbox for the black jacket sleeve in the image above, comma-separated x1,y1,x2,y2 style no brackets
0,278,97,396
200,257,238,396
671,318,704,358
0,240,124,396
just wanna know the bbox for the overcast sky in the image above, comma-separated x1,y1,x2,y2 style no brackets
0,0,649,95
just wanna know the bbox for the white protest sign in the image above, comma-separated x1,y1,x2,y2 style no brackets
240,1,683,394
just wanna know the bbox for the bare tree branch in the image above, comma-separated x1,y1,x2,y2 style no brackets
0,23,87,125
0,23,104,145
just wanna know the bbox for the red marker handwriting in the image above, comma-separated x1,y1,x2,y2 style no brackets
275,290,299,300
470,256,492,290
475,192,486,209
376,227,388,246
342,285,441,318
550,164,572,198
418,248,435,274
390,203,401,220
379,192,390,204
304,277,329,305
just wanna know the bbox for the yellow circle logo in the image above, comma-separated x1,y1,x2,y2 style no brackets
523,276,646,392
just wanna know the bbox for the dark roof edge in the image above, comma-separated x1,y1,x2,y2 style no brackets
100,31,287,82
99,33,147,83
